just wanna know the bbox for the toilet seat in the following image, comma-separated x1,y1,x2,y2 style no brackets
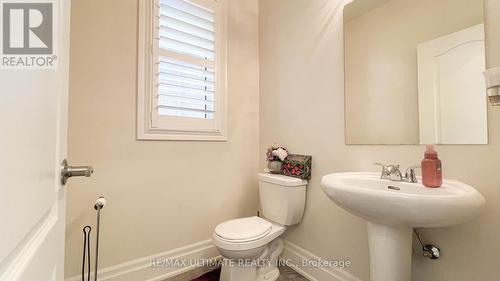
215,216,272,242
213,216,286,251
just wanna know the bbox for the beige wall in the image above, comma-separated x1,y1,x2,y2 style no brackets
65,0,259,278
344,0,483,144
486,0,500,68
260,0,500,280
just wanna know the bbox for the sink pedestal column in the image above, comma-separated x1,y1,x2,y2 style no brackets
367,222,412,281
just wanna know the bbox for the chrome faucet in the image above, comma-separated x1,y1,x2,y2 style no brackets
404,166,420,183
375,163,420,183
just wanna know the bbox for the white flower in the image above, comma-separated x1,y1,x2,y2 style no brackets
272,147,288,161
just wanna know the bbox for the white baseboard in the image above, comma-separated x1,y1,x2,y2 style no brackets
66,239,364,281
65,240,220,281
281,241,364,281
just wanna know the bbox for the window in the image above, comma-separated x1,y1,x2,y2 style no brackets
138,0,227,140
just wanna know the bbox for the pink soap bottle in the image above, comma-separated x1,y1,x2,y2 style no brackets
421,145,442,188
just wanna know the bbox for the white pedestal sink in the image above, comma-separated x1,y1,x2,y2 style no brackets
320,172,485,281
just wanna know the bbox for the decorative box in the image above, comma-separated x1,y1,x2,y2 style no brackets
283,154,312,180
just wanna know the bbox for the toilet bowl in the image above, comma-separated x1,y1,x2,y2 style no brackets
213,216,286,281
213,173,307,281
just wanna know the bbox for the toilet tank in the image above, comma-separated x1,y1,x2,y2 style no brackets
258,173,307,225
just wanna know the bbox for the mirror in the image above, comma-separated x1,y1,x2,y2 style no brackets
344,0,488,145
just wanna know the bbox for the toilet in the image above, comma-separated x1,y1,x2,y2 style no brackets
213,173,307,281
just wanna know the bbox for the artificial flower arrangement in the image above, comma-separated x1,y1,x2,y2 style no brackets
266,145,312,180
266,146,288,174
267,146,288,162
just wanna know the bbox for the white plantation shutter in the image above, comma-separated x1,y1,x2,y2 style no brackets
154,0,216,119
155,0,216,119
137,0,227,140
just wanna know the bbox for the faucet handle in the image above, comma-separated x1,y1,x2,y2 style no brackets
405,165,421,183
374,162,401,170
374,163,387,179
374,162,401,180
374,162,400,169
374,162,387,176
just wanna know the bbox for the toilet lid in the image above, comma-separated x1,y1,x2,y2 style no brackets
215,216,272,242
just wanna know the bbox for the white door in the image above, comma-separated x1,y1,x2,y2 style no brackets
0,1,71,280
417,24,488,144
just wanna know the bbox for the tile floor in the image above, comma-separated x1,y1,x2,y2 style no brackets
164,265,309,281
277,266,309,281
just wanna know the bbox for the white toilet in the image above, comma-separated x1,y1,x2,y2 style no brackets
213,173,307,281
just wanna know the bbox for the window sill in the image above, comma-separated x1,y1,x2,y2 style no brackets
137,128,228,141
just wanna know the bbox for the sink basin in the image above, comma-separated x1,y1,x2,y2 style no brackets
320,172,485,228
320,172,485,281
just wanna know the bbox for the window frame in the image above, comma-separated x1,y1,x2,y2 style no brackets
137,0,228,141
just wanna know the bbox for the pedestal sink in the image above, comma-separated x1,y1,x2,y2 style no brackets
320,172,485,281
